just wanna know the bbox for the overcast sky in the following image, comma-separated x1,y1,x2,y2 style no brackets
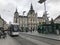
0,0,60,23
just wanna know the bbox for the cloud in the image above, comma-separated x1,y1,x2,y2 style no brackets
0,0,60,23
46,0,60,20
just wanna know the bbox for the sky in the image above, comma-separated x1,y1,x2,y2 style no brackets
0,0,60,23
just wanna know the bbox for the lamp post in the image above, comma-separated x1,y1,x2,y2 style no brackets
38,0,49,24
38,0,46,12
44,1,46,12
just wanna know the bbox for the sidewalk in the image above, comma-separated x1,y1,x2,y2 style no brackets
21,31,60,41
0,35,20,45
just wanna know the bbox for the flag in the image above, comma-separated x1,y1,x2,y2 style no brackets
38,0,46,4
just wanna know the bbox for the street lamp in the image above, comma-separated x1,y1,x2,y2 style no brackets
38,0,49,24
38,0,46,12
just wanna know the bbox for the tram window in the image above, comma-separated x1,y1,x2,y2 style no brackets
14,25,18,31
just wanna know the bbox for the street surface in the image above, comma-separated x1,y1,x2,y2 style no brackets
14,36,37,45
20,33,60,45
0,35,21,45
0,35,37,45
0,33,60,45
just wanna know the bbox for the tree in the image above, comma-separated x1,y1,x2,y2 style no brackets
37,22,42,33
51,18,54,24
51,18,54,33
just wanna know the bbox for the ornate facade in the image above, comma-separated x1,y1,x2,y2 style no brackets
14,4,45,31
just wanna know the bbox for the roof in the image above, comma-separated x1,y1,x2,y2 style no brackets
28,3,35,14
42,23,60,26
0,16,6,24
54,15,60,21
38,17,43,19
19,16,27,18
19,15,43,19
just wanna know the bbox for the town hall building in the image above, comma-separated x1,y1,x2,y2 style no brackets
13,4,47,31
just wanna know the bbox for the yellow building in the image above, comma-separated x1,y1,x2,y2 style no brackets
14,4,45,31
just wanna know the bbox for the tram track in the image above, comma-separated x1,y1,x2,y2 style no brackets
20,33,60,45
13,36,37,45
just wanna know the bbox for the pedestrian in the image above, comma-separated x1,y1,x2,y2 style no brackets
2,30,6,38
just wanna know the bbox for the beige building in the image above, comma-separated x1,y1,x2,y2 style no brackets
14,4,45,31
0,15,7,30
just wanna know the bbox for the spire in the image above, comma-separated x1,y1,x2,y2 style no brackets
30,3,33,10
16,8,17,12
14,8,19,16
15,8,18,13
28,3,35,14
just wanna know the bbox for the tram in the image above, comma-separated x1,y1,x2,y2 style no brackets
8,23,19,36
